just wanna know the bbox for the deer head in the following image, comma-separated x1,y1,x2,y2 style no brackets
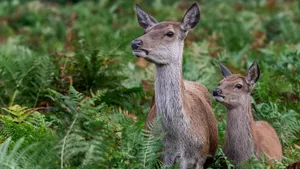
212,61,260,108
131,3,200,65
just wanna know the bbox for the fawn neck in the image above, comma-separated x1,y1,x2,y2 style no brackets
224,96,255,164
154,46,186,131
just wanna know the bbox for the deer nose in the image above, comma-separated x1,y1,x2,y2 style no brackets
212,88,222,96
131,39,143,50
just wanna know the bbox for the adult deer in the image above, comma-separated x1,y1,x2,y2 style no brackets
213,61,282,168
131,3,218,169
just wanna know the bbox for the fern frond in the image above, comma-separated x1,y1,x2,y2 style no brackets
0,43,56,107
138,117,164,169
0,137,35,169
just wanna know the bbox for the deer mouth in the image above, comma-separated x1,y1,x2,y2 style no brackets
213,95,225,102
132,49,149,57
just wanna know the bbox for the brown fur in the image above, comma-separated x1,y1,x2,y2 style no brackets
215,73,282,167
133,4,218,168
253,121,282,162
145,81,218,157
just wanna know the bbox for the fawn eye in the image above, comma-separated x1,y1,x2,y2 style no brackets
166,32,174,37
235,84,242,89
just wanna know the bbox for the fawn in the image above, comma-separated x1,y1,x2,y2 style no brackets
213,61,282,168
131,3,218,169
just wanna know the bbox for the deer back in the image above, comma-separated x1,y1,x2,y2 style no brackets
253,121,282,162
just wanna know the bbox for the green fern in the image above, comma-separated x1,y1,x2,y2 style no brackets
138,117,164,169
0,42,56,107
0,1,299,168
0,137,36,169
0,105,53,147
44,86,163,168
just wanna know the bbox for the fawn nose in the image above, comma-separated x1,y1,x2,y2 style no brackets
213,88,222,96
131,39,143,50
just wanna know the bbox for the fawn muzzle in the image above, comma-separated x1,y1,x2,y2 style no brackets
212,88,222,97
213,88,225,102
131,39,143,50
131,39,149,58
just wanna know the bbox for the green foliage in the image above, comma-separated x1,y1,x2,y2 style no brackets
139,117,164,169
236,155,287,169
0,137,33,169
207,148,235,169
0,86,162,169
48,86,118,168
48,86,163,168
0,41,56,107
62,40,126,93
0,0,299,168
0,105,53,147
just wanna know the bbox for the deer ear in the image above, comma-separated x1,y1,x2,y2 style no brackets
136,4,158,30
180,3,200,32
218,61,232,78
246,60,260,85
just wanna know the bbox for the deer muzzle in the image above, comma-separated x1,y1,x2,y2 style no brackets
212,88,225,102
131,39,143,50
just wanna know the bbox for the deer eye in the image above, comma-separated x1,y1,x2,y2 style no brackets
235,84,242,89
166,32,174,37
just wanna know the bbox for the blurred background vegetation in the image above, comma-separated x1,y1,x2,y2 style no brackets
0,0,299,168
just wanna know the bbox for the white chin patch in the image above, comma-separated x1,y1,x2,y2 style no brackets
213,96,224,102
133,51,147,58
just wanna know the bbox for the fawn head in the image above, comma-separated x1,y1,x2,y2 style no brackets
131,3,200,65
213,61,260,108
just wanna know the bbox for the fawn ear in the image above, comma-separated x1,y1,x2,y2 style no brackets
180,3,200,32
246,60,260,85
136,4,158,30
218,61,232,78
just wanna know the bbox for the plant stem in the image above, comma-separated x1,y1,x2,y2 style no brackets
9,89,18,107
60,114,78,168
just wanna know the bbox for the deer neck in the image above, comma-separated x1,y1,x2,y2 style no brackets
154,47,186,130
224,97,255,165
